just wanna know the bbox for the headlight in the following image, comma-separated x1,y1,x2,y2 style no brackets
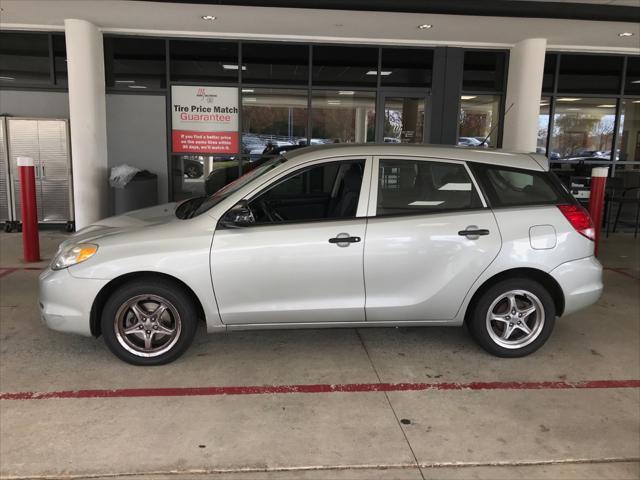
51,243,98,270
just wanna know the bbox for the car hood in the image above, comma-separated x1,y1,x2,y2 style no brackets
67,203,179,244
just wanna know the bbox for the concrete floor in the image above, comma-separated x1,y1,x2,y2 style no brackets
0,231,638,479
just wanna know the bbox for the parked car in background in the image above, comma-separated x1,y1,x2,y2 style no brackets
40,144,602,365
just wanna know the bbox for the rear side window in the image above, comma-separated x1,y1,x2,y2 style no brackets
469,163,572,207
377,159,483,216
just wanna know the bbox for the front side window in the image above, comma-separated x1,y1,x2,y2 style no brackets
249,159,365,223
377,159,482,216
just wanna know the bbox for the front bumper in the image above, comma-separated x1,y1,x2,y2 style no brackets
39,268,109,337
550,256,603,316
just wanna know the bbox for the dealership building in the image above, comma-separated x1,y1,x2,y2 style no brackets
0,0,638,229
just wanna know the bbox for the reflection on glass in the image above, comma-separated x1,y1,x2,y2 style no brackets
0,33,50,85
242,88,308,159
311,91,375,143
380,48,433,88
458,95,501,147
105,37,166,90
550,98,616,160
242,43,308,85
311,45,378,87
558,55,623,95
383,97,425,143
171,155,241,199
617,99,640,164
170,40,238,83
462,51,506,92
53,34,67,87
538,97,552,158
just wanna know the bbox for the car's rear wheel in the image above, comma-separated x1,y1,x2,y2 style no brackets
101,278,198,365
468,278,555,357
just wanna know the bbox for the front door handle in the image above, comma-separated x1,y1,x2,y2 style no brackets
329,233,361,247
458,225,490,239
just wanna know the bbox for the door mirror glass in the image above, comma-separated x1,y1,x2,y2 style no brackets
221,200,255,228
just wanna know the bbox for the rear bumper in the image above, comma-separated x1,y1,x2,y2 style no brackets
38,267,108,337
550,256,603,316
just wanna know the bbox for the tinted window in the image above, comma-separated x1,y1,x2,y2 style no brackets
312,46,378,87
0,32,51,85
380,48,433,88
377,159,482,216
250,160,364,223
625,56,640,95
470,163,572,207
542,53,557,93
242,43,308,85
558,54,623,94
52,34,67,87
105,37,166,90
462,51,506,92
170,40,238,83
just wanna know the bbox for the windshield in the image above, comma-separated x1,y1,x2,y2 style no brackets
186,156,287,218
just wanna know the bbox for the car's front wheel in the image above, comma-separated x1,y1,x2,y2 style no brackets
101,278,198,365
468,278,556,357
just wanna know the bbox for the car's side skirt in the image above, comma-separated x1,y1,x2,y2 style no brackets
224,319,463,331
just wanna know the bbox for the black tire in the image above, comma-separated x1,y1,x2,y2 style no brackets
468,278,556,358
101,277,199,366
4,222,12,233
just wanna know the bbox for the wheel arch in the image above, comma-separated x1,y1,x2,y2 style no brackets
464,267,565,324
89,271,206,337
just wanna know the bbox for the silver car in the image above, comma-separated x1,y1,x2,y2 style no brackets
39,145,603,365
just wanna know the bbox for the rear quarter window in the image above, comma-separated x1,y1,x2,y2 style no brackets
469,162,573,208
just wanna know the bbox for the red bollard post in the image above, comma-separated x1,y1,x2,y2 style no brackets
17,156,40,262
588,166,608,257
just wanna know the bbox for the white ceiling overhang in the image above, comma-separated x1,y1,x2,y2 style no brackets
0,0,638,54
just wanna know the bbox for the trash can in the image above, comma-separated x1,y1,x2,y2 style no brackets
113,170,158,215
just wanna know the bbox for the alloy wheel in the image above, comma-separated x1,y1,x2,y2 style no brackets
485,289,545,349
114,294,182,358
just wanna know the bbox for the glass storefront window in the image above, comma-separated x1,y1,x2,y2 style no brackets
105,37,166,90
312,45,378,87
382,96,425,143
0,32,51,85
542,54,557,93
311,90,376,143
171,154,241,199
538,97,551,157
462,51,506,92
380,48,433,88
53,34,67,87
242,42,308,85
558,55,623,95
550,98,616,160
625,57,640,96
617,99,640,163
170,40,239,83
458,95,501,147
242,88,308,157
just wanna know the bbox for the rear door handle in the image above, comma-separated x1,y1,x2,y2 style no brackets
458,226,490,239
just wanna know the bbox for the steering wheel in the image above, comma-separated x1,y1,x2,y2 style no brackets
257,198,284,222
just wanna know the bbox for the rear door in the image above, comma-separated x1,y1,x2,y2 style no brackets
364,156,501,321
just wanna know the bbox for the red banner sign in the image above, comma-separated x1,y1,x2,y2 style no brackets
172,130,239,154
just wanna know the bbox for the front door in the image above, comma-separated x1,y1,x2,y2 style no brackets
211,157,371,325
376,91,429,144
364,156,501,321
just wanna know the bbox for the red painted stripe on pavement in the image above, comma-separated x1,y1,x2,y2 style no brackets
604,267,640,281
1,379,638,401
0,266,42,278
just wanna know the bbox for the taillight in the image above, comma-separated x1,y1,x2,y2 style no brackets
557,204,595,241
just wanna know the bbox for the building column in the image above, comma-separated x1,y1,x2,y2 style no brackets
64,19,109,229
502,38,547,152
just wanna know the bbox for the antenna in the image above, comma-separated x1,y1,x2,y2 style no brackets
479,102,514,147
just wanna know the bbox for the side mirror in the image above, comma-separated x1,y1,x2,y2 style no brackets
221,200,255,228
